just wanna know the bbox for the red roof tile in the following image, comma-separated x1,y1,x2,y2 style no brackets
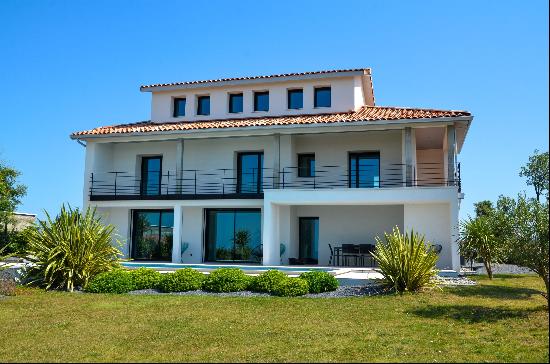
140,68,371,90
71,105,471,138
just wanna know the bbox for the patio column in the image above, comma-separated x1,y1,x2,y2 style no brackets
262,202,280,265
403,127,414,187
450,201,460,271
446,124,457,186
172,205,183,263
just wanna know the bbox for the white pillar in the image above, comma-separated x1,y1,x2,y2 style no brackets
262,201,280,265
447,124,456,185
450,200,460,271
83,141,96,209
403,127,414,187
172,205,183,263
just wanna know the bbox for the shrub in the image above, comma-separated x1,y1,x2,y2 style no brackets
202,268,251,292
299,271,339,293
250,270,287,293
85,269,134,294
24,205,122,291
272,277,309,297
372,226,438,293
158,268,205,292
130,268,163,290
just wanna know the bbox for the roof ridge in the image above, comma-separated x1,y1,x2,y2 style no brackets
369,105,470,113
140,68,371,89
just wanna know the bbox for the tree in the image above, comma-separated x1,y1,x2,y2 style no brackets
0,160,27,249
519,149,549,202
508,194,549,300
474,200,494,218
458,216,507,279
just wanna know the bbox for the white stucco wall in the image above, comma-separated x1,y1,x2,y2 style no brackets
150,77,359,122
416,149,444,186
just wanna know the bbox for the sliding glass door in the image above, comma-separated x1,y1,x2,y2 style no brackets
204,209,262,262
141,156,162,196
237,152,263,194
131,210,173,261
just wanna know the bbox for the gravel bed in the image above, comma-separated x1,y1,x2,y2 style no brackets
434,276,476,286
470,264,534,275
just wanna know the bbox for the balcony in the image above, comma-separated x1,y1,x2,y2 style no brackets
88,162,461,201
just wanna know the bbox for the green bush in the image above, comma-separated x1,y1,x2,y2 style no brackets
158,268,205,292
250,270,287,293
24,205,122,291
202,268,251,292
372,227,438,293
130,268,163,290
85,270,134,294
272,277,309,297
299,271,339,293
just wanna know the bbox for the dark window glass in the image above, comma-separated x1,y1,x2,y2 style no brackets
314,87,331,108
229,93,243,113
299,217,319,264
205,209,262,262
131,210,173,261
141,156,162,196
298,154,315,177
237,152,263,193
287,89,303,109
197,96,210,115
173,98,186,117
254,91,269,112
349,152,380,188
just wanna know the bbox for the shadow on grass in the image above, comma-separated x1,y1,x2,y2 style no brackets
409,304,546,324
446,284,542,300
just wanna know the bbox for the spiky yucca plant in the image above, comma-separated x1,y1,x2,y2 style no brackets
25,205,122,291
371,227,439,293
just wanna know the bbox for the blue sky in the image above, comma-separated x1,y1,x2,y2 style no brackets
0,0,548,219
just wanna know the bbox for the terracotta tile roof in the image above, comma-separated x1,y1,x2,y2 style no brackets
71,105,471,138
140,68,371,90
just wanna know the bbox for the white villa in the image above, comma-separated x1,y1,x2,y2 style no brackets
71,68,472,271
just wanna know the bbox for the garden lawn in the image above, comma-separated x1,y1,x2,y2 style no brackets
0,275,547,363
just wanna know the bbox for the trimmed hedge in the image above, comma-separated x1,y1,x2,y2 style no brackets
272,277,309,297
250,270,287,293
85,270,134,294
299,271,339,293
130,268,163,290
202,268,251,292
158,268,205,292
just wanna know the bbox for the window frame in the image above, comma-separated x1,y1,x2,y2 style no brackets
140,156,163,196
196,95,211,116
297,153,315,178
287,88,304,110
253,91,269,112
173,97,186,117
130,209,174,261
348,151,381,188
236,152,264,194
228,92,244,114
314,86,332,108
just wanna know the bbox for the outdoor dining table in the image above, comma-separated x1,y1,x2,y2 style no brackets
332,244,375,267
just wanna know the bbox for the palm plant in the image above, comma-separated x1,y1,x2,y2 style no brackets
24,205,122,291
371,227,439,293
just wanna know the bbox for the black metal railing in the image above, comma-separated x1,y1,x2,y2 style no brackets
89,162,460,200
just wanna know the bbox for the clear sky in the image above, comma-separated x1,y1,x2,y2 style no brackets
0,0,548,219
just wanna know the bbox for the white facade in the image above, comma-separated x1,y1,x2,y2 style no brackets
75,69,472,272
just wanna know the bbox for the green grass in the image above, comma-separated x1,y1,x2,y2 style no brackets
0,275,547,362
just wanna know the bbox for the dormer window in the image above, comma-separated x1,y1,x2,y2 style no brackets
173,98,186,117
229,93,243,113
287,89,303,110
197,96,210,116
254,91,269,112
314,87,331,108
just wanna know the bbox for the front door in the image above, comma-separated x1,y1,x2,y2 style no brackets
299,217,319,264
131,210,174,261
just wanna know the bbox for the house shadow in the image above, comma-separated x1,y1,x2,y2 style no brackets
446,284,542,300
408,305,546,324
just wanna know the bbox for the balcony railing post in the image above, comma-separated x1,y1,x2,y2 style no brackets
114,172,118,197
194,170,197,195
166,171,170,195
90,172,94,197
222,169,226,195
457,162,462,191
282,167,285,189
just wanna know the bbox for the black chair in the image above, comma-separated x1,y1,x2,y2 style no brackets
342,244,359,266
329,243,339,266
359,244,376,267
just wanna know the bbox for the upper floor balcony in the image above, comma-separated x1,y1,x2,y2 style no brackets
88,161,461,201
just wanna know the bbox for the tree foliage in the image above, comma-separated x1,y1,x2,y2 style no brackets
519,149,549,202
0,160,27,249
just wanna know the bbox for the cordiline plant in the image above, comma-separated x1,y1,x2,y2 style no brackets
372,227,439,293
25,205,122,291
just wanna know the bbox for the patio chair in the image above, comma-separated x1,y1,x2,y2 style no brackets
328,243,335,266
341,244,359,266
359,244,376,267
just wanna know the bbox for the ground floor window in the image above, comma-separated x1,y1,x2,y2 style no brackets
204,209,262,263
299,217,319,264
131,210,174,261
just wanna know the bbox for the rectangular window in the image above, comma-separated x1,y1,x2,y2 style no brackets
229,93,243,113
299,217,319,264
173,98,186,117
141,156,162,196
349,152,380,188
197,95,210,115
314,87,331,108
237,152,264,194
298,154,315,177
131,210,173,261
287,89,303,109
253,91,269,112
